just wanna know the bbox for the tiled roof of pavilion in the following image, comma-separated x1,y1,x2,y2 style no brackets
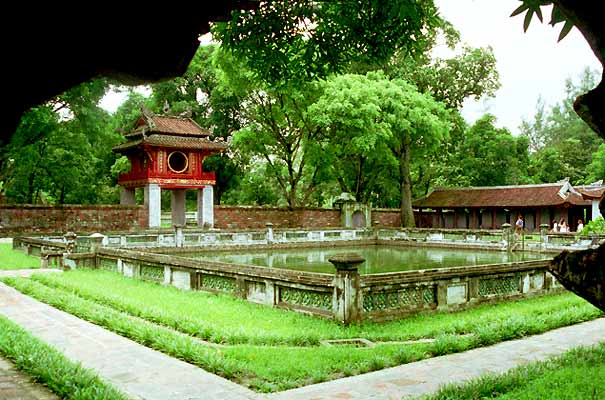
576,182,605,200
112,135,227,152
126,115,210,137
112,113,227,153
413,182,591,209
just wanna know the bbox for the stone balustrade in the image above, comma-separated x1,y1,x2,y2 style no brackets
28,225,604,252
14,234,560,324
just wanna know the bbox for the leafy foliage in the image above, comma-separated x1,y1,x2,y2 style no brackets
511,1,574,42
522,68,602,185
312,72,449,225
1,79,124,204
453,115,531,187
215,0,444,86
582,216,605,235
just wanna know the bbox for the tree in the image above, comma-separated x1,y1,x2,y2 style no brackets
312,71,449,226
215,1,444,86
585,144,605,184
387,46,500,110
310,74,393,203
229,84,328,209
452,115,530,187
384,42,500,198
523,68,602,184
149,45,246,204
1,79,119,205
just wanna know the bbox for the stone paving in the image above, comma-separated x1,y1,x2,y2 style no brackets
1,270,605,400
0,355,59,400
0,281,257,400
269,318,605,399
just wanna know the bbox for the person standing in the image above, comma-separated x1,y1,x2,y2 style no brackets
515,215,524,235
577,219,584,232
559,217,568,233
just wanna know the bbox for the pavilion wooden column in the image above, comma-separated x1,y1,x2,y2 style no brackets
491,209,497,229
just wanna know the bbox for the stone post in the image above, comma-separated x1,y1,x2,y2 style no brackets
266,222,274,244
171,189,186,227
174,225,184,248
89,233,105,252
144,184,161,228
502,223,512,252
119,187,136,205
540,223,550,249
197,185,214,228
373,220,380,240
64,231,77,254
328,253,364,325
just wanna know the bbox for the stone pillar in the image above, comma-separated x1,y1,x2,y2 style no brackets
329,253,364,325
266,222,274,244
63,231,77,254
144,184,161,228
119,187,136,205
89,233,105,252
592,200,602,221
502,223,512,251
174,225,184,247
171,189,186,227
540,223,550,248
197,185,214,228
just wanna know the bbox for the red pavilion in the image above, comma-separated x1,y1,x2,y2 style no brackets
113,112,227,228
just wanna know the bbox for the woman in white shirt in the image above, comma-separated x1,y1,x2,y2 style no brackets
577,219,584,232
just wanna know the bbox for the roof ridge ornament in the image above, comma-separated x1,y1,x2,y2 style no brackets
140,105,156,131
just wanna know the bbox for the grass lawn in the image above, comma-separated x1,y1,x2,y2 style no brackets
424,343,605,400
0,243,40,270
0,315,127,400
2,269,602,392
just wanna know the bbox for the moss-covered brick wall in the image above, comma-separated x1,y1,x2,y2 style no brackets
0,205,148,236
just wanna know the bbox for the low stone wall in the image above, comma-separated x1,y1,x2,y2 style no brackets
0,205,148,236
214,206,342,229
360,260,559,321
16,235,559,323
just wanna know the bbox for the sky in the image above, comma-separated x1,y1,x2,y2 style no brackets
100,0,602,135
434,0,601,134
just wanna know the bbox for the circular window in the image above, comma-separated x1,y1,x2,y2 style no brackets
167,151,189,173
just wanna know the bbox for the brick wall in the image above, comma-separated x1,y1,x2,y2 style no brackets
215,206,342,229
0,205,148,236
0,204,403,235
373,209,401,227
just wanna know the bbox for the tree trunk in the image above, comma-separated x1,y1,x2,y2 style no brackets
399,145,415,228
549,245,605,312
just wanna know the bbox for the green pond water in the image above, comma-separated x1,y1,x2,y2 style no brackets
186,245,548,275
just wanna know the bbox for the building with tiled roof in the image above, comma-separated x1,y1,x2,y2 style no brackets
412,180,597,231
112,113,227,228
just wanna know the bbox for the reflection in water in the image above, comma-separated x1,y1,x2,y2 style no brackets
186,246,547,275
